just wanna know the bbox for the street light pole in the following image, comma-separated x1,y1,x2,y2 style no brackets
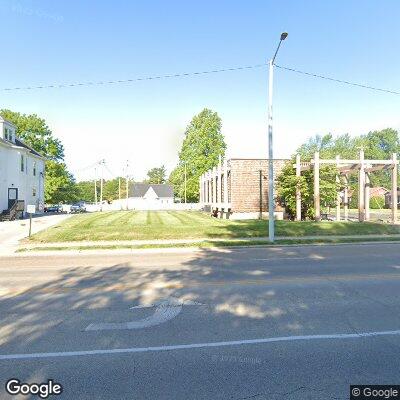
268,32,288,243
268,59,275,242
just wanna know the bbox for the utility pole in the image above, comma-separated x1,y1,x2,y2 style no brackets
118,176,121,210
94,167,98,206
100,160,104,212
125,160,129,211
184,162,187,203
268,32,288,243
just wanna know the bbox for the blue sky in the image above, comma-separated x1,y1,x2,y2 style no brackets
1,0,399,181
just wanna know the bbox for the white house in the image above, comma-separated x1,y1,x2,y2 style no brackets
110,183,174,211
0,116,45,220
129,183,174,207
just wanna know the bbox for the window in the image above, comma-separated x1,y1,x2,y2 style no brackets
32,188,36,197
33,161,36,176
4,128,8,140
20,155,24,172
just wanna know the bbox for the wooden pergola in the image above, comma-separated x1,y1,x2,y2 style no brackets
294,150,398,223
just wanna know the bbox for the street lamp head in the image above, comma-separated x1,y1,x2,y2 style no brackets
280,32,288,41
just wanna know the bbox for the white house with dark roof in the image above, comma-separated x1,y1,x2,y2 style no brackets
0,116,45,220
129,183,174,206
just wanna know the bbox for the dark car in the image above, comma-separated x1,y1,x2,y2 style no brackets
70,202,87,213
44,205,62,213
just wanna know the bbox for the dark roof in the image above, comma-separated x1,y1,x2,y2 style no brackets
15,137,44,158
129,183,174,198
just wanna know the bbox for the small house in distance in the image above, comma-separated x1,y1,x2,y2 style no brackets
130,183,174,204
127,183,174,208
385,187,400,209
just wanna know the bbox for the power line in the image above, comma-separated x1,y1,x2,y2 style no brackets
3,61,399,96
1,63,267,92
275,64,400,96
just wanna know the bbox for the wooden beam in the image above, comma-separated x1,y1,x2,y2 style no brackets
364,165,391,173
336,155,341,222
312,159,399,165
212,167,217,206
314,152,320,221
208,171,212,204
217,156,222,205
344,174,349,221
223,159,228,205
358,150,365,222
365,172,370,221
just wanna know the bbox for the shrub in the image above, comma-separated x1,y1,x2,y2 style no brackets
370,196,385,209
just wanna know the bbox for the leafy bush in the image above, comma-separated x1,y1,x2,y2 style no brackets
370,196,385,209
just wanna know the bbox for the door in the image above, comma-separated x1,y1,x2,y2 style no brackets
8,188,18,209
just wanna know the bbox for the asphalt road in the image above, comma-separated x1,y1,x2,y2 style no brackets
0,243,400,399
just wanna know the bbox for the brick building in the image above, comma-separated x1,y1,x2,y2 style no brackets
199,158,289,219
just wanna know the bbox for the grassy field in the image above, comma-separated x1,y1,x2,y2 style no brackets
30,211,400,243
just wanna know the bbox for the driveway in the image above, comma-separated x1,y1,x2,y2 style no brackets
0,213,71,254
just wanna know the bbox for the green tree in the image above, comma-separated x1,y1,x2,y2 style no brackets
0,109,78,204
0,109,64,160
103,177,127,201
45,161,78,204
277,158,339,220
169,108,226,201
76,178,127,203
76,181,95,203
146,166,166,184
360,128,400,188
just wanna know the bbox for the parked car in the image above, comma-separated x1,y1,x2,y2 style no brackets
44,205,62,213
70,202,87,213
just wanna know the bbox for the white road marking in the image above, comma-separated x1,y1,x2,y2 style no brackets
1,329,399,361
86,297,205,331
130,298,204,309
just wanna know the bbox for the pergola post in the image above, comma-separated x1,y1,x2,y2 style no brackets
314,151,320,221
217,157,222,217
344,174,349,221
295,154,301,221
392,153,398,224
207,170,212,206
199,174,203,204
218,156,222,205
212,167,217,208
223,158,228,205
336,155,341,222
365,172,370,221
358,149,365,222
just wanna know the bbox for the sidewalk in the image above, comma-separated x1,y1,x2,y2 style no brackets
0,214,71,255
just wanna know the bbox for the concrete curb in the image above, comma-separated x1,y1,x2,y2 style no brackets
9,239,400,258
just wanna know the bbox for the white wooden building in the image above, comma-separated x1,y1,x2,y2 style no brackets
0,117,45,220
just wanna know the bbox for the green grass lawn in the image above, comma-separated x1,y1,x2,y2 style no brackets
29,211,400,243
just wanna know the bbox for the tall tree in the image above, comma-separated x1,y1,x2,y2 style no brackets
0,109,77,204
169,108,226,201
76,177,127,203
45,161,78,204
0,109,64,160
146,166,166,184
